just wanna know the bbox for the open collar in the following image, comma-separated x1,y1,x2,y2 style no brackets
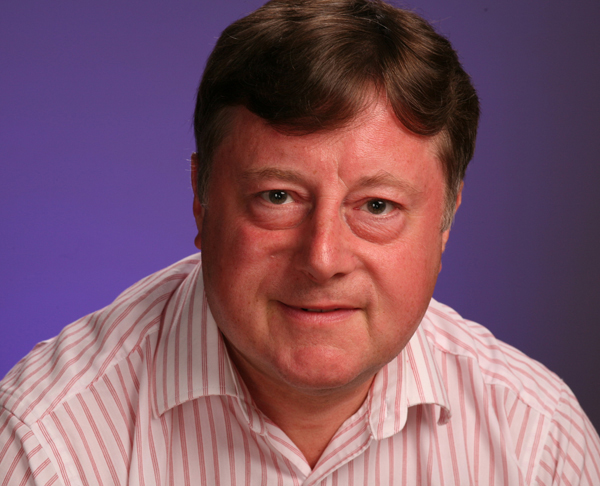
368,318,452,440
152,259,235,413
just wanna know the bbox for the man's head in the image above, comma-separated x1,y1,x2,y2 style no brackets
191,0,479,400
193,0,479,229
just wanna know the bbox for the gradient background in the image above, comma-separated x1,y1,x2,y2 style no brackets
2,0,599,431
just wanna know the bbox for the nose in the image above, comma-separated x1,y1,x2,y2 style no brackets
297,202,357,282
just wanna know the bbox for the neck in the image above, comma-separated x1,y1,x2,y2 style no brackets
232,359,374,469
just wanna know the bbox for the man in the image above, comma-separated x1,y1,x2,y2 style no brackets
1,0,599,484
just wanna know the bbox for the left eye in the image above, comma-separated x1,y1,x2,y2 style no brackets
361,199,394,215
261,190,293,205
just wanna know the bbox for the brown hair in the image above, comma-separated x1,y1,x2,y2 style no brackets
193,0,479,229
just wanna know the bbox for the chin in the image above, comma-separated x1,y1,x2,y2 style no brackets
275,347,381,393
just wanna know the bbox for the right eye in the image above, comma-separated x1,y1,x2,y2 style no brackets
261,190,293,205
251,189,307,229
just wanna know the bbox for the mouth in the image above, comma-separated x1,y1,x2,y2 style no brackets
301,308,343,313
277,302,360,325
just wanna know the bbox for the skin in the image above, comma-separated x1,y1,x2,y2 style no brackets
191,98,461,467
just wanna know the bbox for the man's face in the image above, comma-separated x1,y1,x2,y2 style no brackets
194,99,455,397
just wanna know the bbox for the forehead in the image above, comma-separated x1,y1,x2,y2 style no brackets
215,102,442,178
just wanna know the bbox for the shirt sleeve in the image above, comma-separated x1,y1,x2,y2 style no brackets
0,407,63,486
533,383,600,485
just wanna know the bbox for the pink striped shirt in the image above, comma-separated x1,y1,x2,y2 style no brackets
1,254,599,485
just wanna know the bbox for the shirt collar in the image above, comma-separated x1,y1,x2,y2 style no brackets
152,261,450,436
367,310,452,440
151,258,269,433
152,260,235,413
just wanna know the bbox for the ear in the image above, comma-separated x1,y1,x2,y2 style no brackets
191,153,204,250
441,181,463,254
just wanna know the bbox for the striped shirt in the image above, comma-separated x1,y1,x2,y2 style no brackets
1,254,599,485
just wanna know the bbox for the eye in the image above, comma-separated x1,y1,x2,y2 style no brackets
361,199,394,215
261,190,293,205
251,189,306,229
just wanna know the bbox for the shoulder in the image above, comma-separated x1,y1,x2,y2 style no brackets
423,298,565,419
0,254,202,424
422,300,600,482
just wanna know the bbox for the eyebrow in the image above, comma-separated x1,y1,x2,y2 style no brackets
239,167,306,185
239,167,421,195
355,171,421,196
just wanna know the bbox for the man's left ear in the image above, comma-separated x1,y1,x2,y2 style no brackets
191,153,204,250
441,181,463,254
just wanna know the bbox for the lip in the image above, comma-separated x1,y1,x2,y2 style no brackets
276,301,360,325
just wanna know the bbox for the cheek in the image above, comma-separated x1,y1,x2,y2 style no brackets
364,245,440,356
366,235,443,305
202,215,293,296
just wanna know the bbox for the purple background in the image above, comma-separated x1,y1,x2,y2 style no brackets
2,1,599,430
